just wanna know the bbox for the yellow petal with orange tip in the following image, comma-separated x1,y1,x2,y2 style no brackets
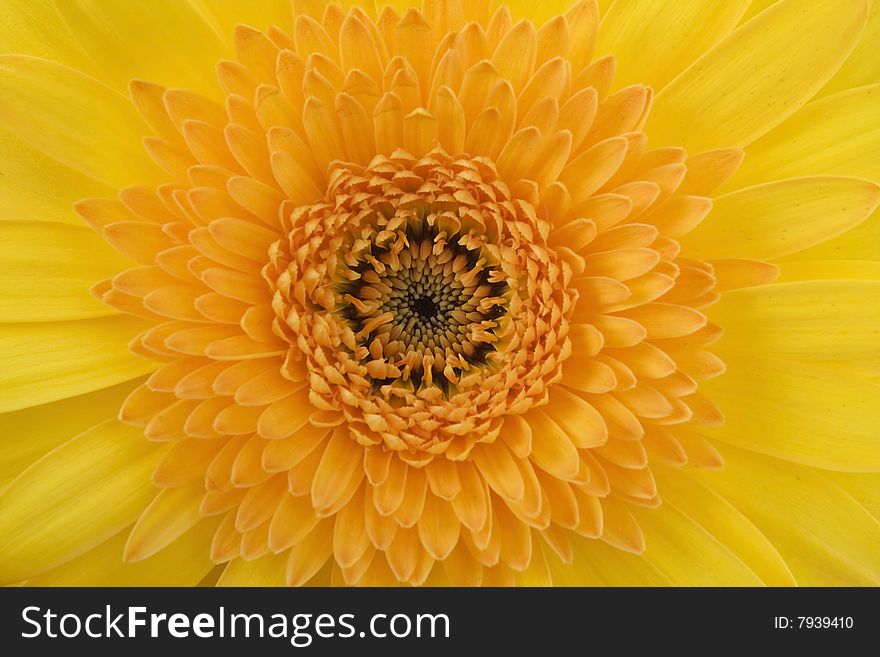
418,492,461,560
394,466,428,528
678,148,744,196
451,461,489,531
235,474,287,532
442,540,483,586
584,86,650,147
152,438,225,487
332,484,371,568
647,0,869,152
286,518,335,586
425,456,462,500
494,498,532,571
373,455,408,516
561,357,617,394
711,258,780,292
617,303,706,339
257,389,316,440
544,387,608,450
231,436,273,488
268,492,321,553
471,441,525,501
559,136,629,202
0,419,167,584
311,426,366,514
525,410,580,481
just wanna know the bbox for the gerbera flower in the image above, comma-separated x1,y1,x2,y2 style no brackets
0,0,878,587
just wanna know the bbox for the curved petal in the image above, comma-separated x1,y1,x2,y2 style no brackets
631,503,761,585
697,355,880,472
654,467,795,586
711,280,880,375
26,518,217,586
0,55,164,188
0,125,113,222
821,1,880,96
681,177,880,261
191,0,297,41
728,85,880,189
0,222,131,322
0,379,140,484
776,260,880,281
646,0,869,151
596,0,749,92
53,0,230,97
825,471,880,520
692,446,880,586
0,419,166,584
0,0,102,77
0,315,155,412
548,532,672,586
217,552,289,586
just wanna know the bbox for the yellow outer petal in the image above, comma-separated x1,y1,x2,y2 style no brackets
825,471,880,520
820,1,880,96
692,445,880,586
646,0,869,151
0,55,163,187
217,552,289,586
0,379,139,483
0,125,113,222
711,280,880,374
0,222,131,321
775,260,880,281
0,315,155,412
596,0,749,92
549,532,672,586
729,84,880,189
124,481,205,562
654,467,795,586
0,419,166,584
698,355,880,472
0,0,102,77
26,519,218,586
631,503,762,586
53,0,230,97
190,0,294,43
681,176,880,261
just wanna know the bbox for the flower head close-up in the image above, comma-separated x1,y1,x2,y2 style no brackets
1,0,879,587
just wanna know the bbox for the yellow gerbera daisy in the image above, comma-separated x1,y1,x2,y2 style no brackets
0,0,878,587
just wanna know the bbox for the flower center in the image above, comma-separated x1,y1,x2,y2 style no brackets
336,221,510,393
268,151,575,461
